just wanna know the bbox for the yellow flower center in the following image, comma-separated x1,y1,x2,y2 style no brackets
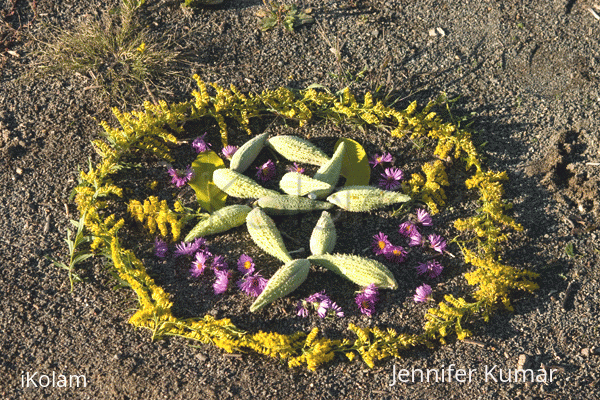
378,241,386,249
244,261,252,270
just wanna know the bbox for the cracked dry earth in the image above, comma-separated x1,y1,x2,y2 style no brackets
1,0,600,399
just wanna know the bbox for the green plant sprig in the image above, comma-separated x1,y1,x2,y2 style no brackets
46,212,93,291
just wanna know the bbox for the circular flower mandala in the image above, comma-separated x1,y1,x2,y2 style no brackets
70,78,538,370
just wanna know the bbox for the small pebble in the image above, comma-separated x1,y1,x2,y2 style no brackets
517,353,531,370
581,348,590,357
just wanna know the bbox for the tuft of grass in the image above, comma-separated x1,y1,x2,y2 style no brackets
33,0,180,106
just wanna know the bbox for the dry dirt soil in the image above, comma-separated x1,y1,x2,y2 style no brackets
1,0,600,399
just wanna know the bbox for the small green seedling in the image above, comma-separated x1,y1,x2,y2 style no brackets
258,1,314,32
565,242,575,258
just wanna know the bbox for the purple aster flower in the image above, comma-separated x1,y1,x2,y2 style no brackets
378,167,404,191
237,272,268,297
415,260,444,279
428,234,447,254
355,292,376,316
237,254,255,275
408,231,424,247
307,291,332,318
355,284,379,316
256,159,276,182
384,244,407,263
318,299,344,318
222,145,238,160
174,240,201,257
306,290,330,304
372,232,391,256
190,252,210,278
414,284,433,303
192,133,211,153
211,255,229,271
168,166,194,188
287,162,305,174
213,269,232,295
416,208,433,226
190,237,207,250
154,238,168,258
362,283,379,302
317,299,331,318
327,301,344,318
398,221,418,238
368,152,393,167
296,300,310,318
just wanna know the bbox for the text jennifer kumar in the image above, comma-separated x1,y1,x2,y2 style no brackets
389,364,558,386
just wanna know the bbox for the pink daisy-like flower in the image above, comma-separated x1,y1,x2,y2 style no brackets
408,231,424,247
237,272,268,297
168,166,194,188
154,238,168,258
378,167,404,191
384,244,407,263
372,232,391,256
190,252,210,278
222,145,238,160
414,284,433,303
355,292,376,316
415,260,444,279
398,221,418,238
416,208,433,226
256,159,276,182
287,162,305,174
192,133,211,153
428,234,447,254
237,254,255,275
369,152,393,167
213,269,232,295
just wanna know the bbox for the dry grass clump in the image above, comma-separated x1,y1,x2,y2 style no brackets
34,0,181,106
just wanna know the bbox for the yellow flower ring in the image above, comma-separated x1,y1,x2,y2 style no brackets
73,76,539,370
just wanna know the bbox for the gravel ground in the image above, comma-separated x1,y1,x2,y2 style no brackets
1,0,600,399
